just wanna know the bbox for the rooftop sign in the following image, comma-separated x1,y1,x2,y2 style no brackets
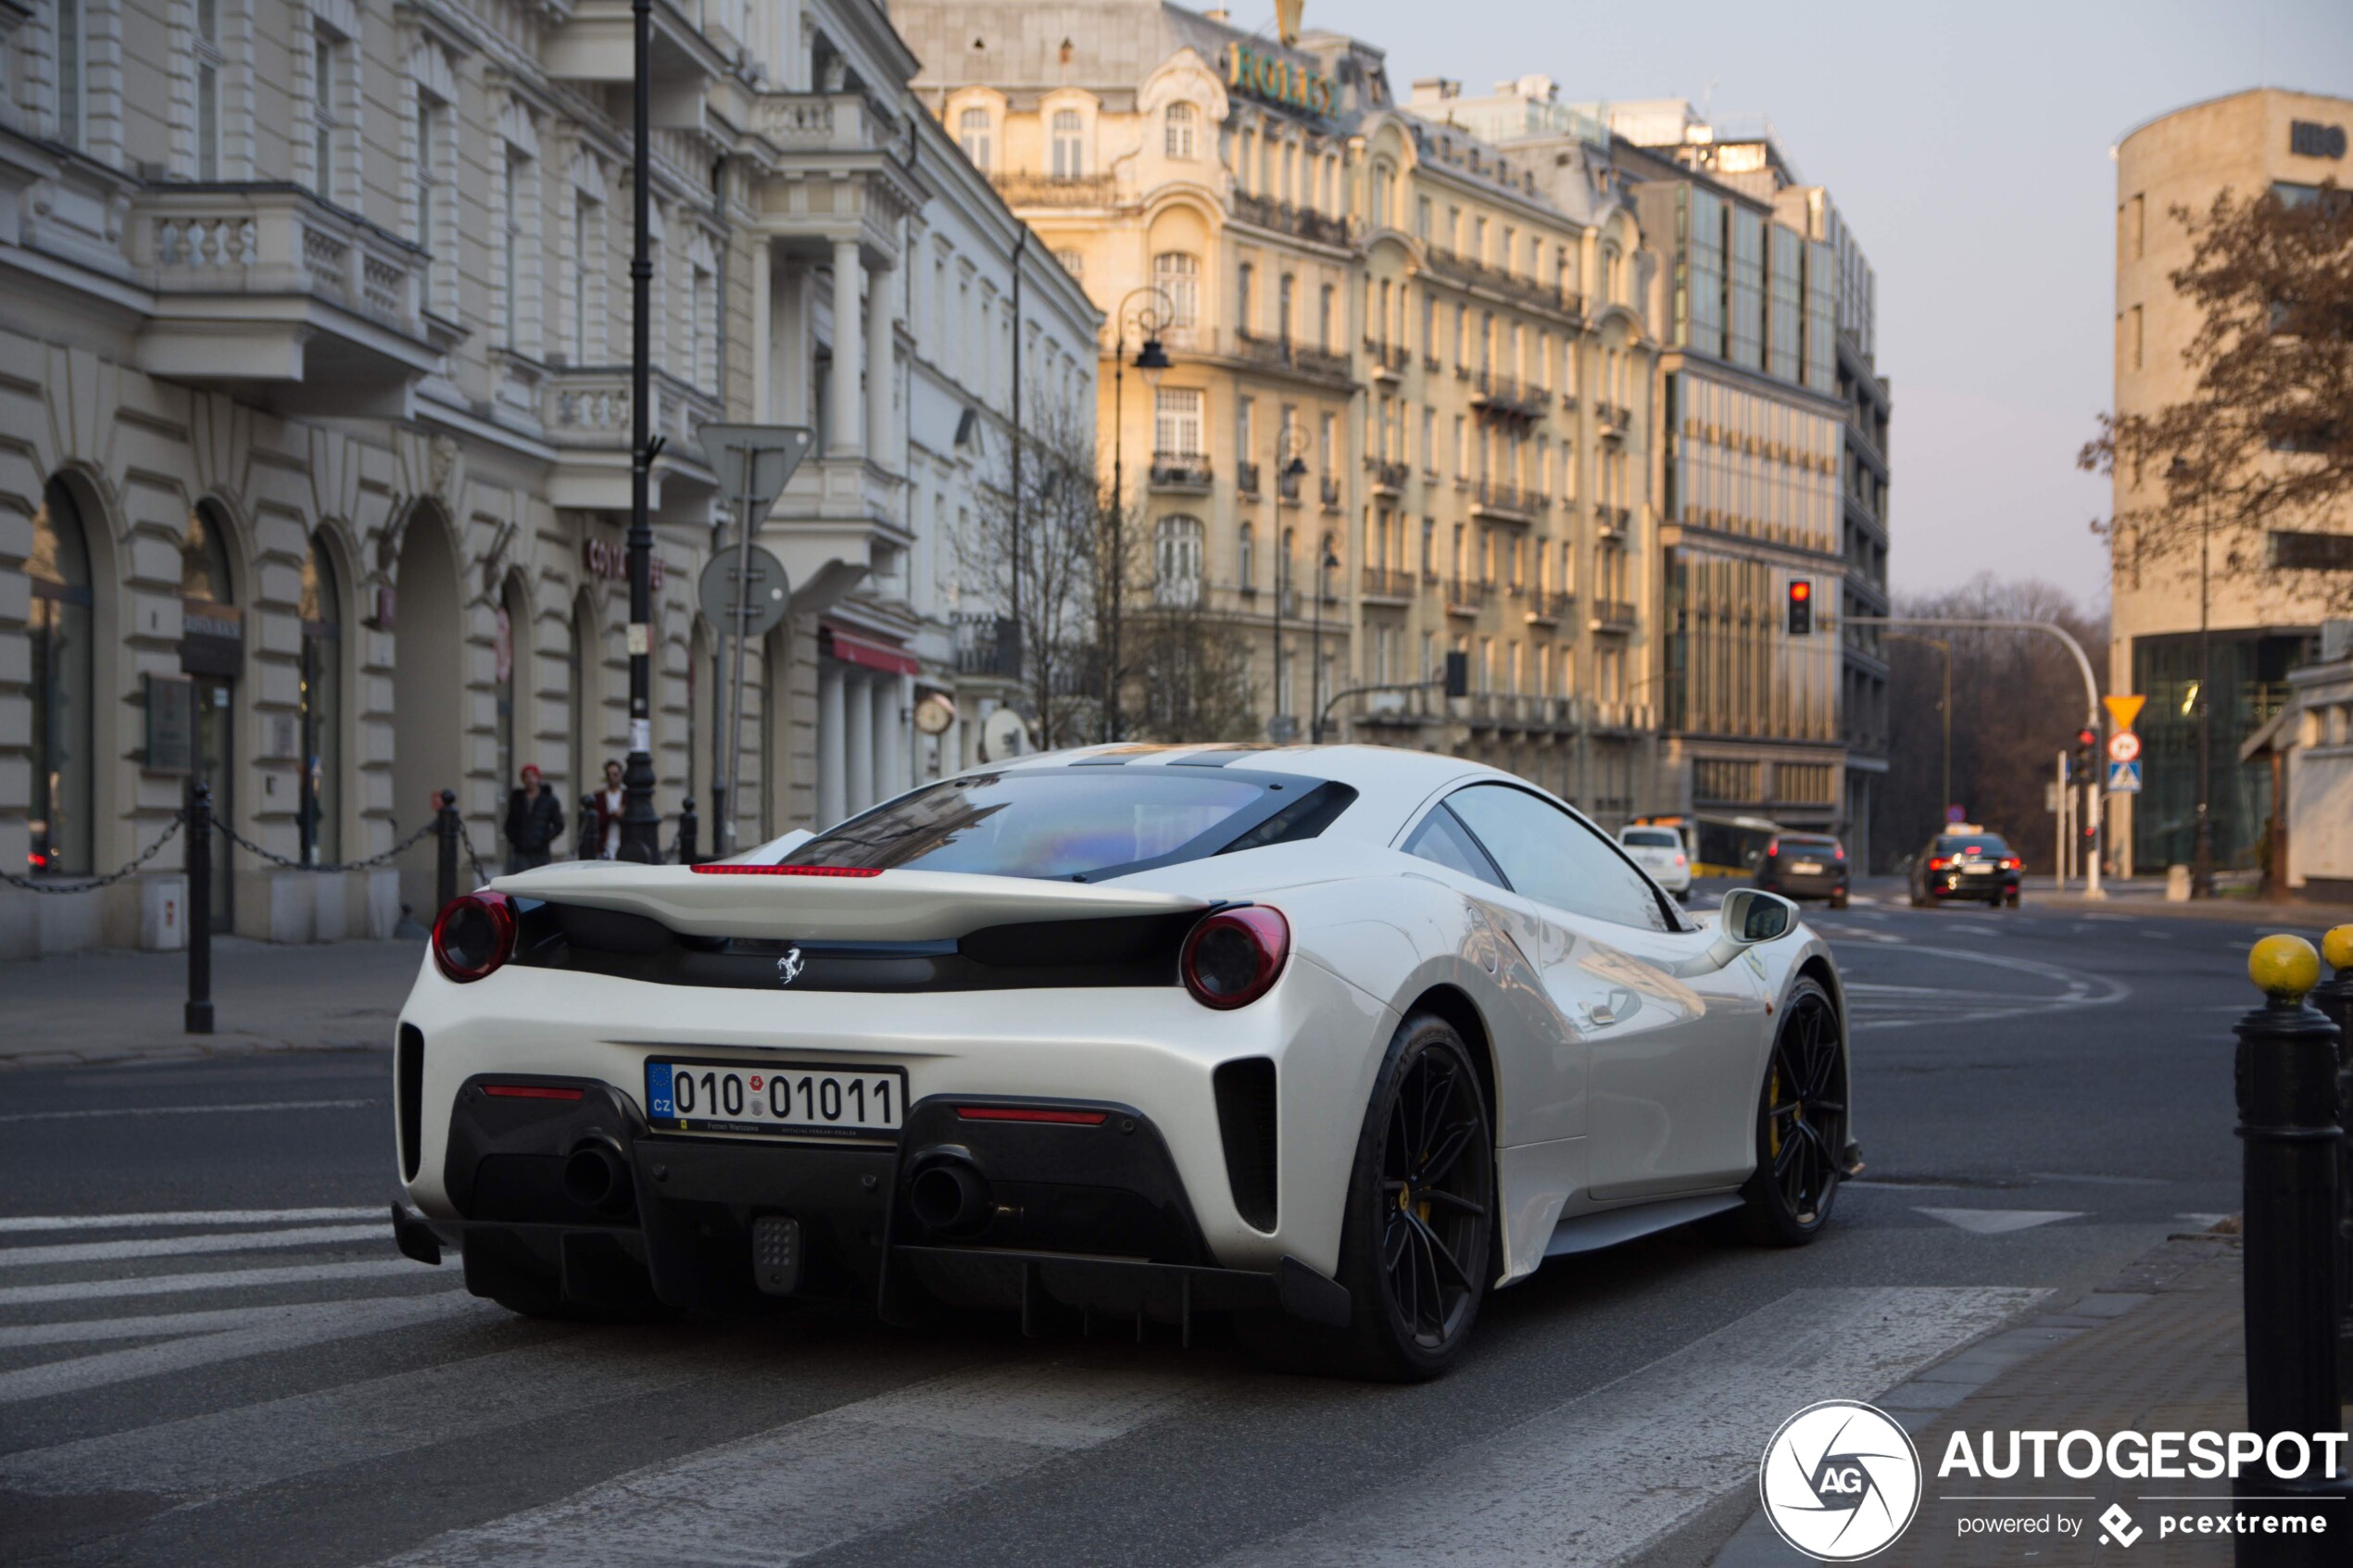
1227,43,1332,119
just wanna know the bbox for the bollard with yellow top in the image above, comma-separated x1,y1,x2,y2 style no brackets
2308,926,2353,1391
2232,934,2347,1553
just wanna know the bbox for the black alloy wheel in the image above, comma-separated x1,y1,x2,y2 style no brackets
1736,978,1846,1246
1239,1015,1493,1381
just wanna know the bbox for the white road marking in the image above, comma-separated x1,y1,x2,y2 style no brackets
0,1223,386,1269
0,1098,378,1123
0,1258,424,1306
0,1294,451,1348
1915,1208,2086,1235
0,1207,385,1234
376,1359,1202,1566
0,1290,482,1405
1205,1287,2040,1568
0,1336,740,1499
1844,945,2130,1031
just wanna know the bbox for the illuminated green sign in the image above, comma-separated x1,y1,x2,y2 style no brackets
1227,43,1333,119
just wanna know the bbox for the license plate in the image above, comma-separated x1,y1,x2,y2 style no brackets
646,1060,904,1140
1793,860,1822,874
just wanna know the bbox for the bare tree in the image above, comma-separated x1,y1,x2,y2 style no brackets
1122,528,1259,744
2080,180,2353,610
1870,575,2108,872
957,399,1101,750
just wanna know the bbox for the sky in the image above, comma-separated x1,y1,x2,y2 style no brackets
1265,0,2353,608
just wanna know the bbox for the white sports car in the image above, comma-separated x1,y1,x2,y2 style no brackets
389,745,1856,1380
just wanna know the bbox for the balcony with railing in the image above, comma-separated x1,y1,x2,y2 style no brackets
1590,598,1638,633
1150,453,1214,492
1360,566,1416,602
1597,402,1633,434
1471,369,1546,420
1277,467,1303,505
1470,479,1536,521
1235,459,1261,495
989,171,1116,207
1593,503,1631,537
1232,329,1353,385
1231,190,1352,247
951,612,1024,678
1421,247,1583,318
1365,458,1411,495
1446,578,1492,616
129,183,441,393
1364,339,1411,380
1319,475,1342,510
1524,590,1573,624
750,91,892,155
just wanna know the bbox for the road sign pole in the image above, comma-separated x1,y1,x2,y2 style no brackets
2056,750,2068,893
723,443,757,857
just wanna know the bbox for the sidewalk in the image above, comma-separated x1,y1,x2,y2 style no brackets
0,936,422,1067
1707,1229,2342,1566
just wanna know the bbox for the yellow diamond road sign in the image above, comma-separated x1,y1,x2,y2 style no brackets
2104,694,2146,733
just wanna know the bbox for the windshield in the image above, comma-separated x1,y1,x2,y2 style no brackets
1620,829,1681,848
1932,834,2011,857
781,770,1345,881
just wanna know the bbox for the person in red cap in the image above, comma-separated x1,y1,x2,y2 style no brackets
504,763,563,873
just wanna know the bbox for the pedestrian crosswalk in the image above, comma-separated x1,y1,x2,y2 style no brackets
0,1204,2053,1567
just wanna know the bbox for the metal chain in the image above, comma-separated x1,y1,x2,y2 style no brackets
209,813,440,874
1,814,186,894
454,820,494,887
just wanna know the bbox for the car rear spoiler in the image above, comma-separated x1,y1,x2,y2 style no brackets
488,863,1214,942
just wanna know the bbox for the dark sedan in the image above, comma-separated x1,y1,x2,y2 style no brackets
1754,833,1850,909
1906,830,2023,909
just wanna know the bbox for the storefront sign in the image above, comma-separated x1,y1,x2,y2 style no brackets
1227,43,1333,119
584,535,668,594
144,673,195,774
179,600,243,679
2289,120,2346,159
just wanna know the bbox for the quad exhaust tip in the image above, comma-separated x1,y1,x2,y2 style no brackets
562,1138,634,1214
908,1158,992,1236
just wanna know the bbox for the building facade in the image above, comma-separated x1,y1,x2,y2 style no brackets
0,0,1090,955
898,2,1670,821
2108,87,2351,876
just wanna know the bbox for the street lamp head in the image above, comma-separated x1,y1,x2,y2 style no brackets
1134,337,1171,374
1283,454,1310,478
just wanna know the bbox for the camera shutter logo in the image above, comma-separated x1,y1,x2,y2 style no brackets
776,947,805,987
1758,1400,1922,1561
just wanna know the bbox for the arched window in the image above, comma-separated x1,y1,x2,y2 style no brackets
297,533,343,865
181,502,234,605
1164,101,1196,160
957,107,991,172
1153,514,1204,606
182,501,240,928
1050,108,1085,179
1238,521,1255,591
1151,251,1198,327
28,477,95,875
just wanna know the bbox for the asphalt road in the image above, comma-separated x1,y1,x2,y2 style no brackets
0,891,2326,1568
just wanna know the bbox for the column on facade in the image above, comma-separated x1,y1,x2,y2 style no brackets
829,238,864,458
845,671,875,813
818,661,848,826
750,237,773,420
865,250,896,470
870,676,902,803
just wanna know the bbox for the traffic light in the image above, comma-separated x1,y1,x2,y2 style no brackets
1785,579,1813,635
2074,726,2098,784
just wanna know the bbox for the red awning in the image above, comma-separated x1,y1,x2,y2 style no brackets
823,627,919,676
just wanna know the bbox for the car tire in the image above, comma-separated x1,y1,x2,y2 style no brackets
1238,1013,1493,1382
1829,889,1848,909
2005,890,2021,909
1732,977,1845,1248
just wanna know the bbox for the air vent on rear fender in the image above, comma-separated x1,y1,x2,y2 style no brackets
1213,1057,1277,1232
397,1024,425,1181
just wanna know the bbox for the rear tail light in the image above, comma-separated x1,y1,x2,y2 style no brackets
955,1105,1108,1125
432,891,516,983
690,863,883,877
2001,857,2022,870
1766,837,1780,858
483,1084,585,1100
1672,853,1687,867
1927,857,1951,872
1181,907,1290,1010
1834,845,1846,861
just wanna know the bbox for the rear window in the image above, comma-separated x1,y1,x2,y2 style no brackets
1932,834,2011,857
782,770,1353,881
1620,829,1681,848
1777,835,1841,852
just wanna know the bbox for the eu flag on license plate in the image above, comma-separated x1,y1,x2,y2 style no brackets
646,1061,675,1118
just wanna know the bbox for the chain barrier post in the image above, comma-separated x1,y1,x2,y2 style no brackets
184,778,213,1035
676,796,698,866
2308,926,2353,1389
434,790,459,914
2234,935,2346,1553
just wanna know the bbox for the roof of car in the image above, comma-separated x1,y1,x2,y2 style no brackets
990,742,1503,793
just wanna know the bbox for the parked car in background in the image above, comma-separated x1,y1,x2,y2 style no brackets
1617,824,1693,899
1755,833,1850,909
1906,826,2023,909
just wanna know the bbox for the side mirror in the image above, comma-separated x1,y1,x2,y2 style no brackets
1669,888,1802,977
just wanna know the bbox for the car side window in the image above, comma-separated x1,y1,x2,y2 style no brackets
1442,784,1669,932
1402,804,1507,888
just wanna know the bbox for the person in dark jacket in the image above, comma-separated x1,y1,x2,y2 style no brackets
505,764,564,872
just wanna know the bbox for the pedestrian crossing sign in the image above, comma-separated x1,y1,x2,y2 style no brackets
2107,760,2142,794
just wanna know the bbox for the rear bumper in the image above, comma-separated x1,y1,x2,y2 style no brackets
397,1073,1349,1332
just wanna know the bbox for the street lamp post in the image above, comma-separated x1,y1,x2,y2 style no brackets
1308,538,1340,742
617,0,661,862
1105,287,1172,743
1276,426,1312,742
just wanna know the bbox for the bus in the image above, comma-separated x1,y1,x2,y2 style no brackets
1629,814,1782,878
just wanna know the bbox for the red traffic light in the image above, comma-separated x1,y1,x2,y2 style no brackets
2075,728,2097,747
1789,581,1812,603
